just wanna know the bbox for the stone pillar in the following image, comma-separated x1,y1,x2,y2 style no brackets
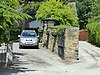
48,34,55,51
48,27,58,53
42,23,48,48
64,27,79,60
42,31,48,48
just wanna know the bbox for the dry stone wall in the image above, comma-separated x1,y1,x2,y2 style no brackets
64,27,79,60
42,26,79,60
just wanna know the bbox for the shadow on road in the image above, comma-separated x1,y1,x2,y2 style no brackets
0,52,38,75
0,66,37,74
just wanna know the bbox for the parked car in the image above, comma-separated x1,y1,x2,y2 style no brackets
18,30,39,48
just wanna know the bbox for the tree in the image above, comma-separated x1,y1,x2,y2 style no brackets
86,0,100,46
22,0,45,5
0,0,20,9
60,0,76,4
0,4,31,43
36,0,78,26
77,0,94,29
88,0,100,22
21,2,40,13
21,2,40,21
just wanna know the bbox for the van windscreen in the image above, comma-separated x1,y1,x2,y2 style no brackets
22,32,36,37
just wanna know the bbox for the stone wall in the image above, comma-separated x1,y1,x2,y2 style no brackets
41,26,79,60
48,27,58,53
42,30,48,48
64,27,79,60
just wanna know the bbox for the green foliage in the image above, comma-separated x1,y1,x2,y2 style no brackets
36,0,78,26
21,2,40,13
19,0,25,3
0,0,20,9
0,4,31,27
86,0,100,46
57,26,66,35
10,27,21,41
61,0,76,4
50,26,66,37
22,0,45,5
38,28,43,32
87,22,100,47
0,4,31,43
77,0,94,29
88,0,100,22
51,29,58,37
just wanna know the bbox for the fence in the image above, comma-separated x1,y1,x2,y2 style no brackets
79,30,88,41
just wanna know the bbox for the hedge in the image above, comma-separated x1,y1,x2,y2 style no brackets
86,22,100,47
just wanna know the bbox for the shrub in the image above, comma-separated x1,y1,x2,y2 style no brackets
86,22,100,46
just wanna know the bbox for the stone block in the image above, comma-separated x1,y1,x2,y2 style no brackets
64,27,79,60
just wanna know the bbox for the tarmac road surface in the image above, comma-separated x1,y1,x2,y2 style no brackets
0,41,100,75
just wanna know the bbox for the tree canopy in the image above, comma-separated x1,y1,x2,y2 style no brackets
76,0,94,29
36,0,78,26
86,0,100,46
0,0,20,9
0,1,31,43
21,2,40,13
88,0,100,22
61,0,76,4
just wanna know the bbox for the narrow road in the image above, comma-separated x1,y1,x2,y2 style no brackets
0,41,100,75
79,41,100,68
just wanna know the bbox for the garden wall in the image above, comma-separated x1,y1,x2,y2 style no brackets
42,26,79,60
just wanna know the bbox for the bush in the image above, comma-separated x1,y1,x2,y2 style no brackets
86,22,100,46
50,26,66,37
10,27,21,41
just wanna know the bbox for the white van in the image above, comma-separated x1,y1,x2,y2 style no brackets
18,30,39,48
